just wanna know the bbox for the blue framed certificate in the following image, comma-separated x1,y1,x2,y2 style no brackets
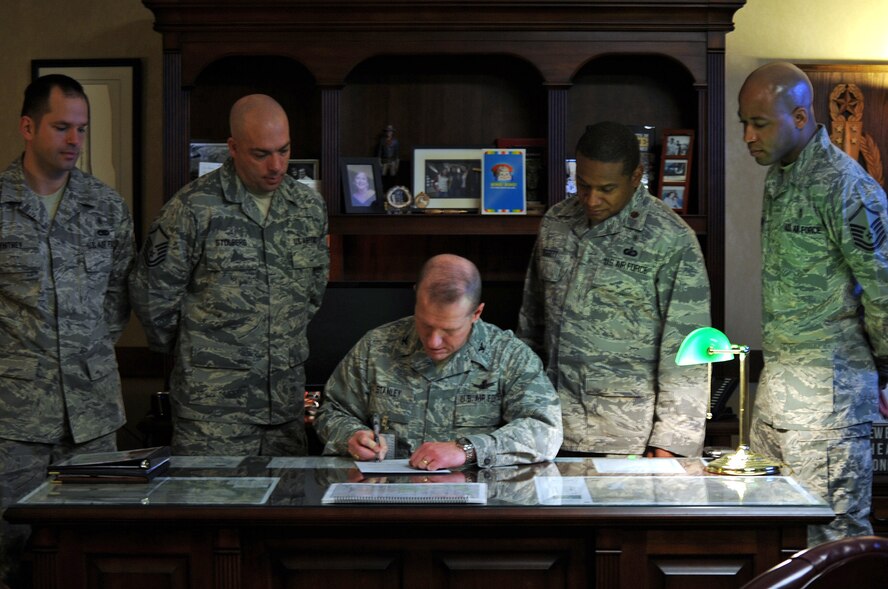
481,149,526,215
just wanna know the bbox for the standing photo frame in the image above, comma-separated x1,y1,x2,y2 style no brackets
496,138,545,204
340,157,385,213
287,159,319,182
288,158,321,193
658,129,694,214
33,58,142,241
412,147,482,210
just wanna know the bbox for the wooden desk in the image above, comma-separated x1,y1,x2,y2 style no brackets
5,457,832,589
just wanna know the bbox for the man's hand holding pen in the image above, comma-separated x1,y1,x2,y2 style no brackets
346,424,387,461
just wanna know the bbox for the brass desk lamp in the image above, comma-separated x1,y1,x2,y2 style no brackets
675,327,781,475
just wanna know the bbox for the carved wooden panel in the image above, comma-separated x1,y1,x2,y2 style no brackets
86,556,190,589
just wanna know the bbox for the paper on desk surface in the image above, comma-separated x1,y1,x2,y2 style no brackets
592,457,686,474
356,459,451,475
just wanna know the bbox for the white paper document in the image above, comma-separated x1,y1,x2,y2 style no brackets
534,477,594,505
323,482,486,504
592,458,686,474
355,459,451,475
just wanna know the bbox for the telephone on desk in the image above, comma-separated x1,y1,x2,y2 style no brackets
710,378,738,420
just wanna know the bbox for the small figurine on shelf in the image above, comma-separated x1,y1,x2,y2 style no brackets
377,124,400,178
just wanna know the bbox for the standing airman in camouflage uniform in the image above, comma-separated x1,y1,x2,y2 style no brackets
315,254,562,469
0,75,135,586
740,62,888,546
130,95,329,457
518,122,710,457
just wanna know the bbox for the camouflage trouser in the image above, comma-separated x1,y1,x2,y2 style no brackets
172,417,307,456
750,418,873,547
0,432,117,587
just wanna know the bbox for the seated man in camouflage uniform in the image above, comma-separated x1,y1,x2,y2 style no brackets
315,254,563,470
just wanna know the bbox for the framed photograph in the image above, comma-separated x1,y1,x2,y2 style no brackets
658,129,694,214
189,142,229,179
287,159,319,181
288,159,320,192
412,148,482,210
496,138,545,203
32,58,142,241
660,185,687,214
662,159,688,182
340,157,385,213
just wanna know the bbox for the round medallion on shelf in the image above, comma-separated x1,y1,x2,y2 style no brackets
385,185,413,212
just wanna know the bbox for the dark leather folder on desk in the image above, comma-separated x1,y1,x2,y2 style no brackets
47,446,171,483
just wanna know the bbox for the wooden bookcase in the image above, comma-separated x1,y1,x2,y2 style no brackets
142,0,745,330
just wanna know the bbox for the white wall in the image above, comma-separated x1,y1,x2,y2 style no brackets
725,0,888,348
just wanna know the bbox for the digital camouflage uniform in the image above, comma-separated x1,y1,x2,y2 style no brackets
0,156,134,581
751,125,888,545
518,185,710,456
315,317,563,467
130,158,329,456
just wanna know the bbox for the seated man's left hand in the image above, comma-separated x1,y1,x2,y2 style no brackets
879,385,888,419
409,441,466,471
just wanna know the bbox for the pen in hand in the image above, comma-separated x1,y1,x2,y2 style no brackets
372,413,382,462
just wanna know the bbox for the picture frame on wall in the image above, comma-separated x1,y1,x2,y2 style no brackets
658,129,694,215
33,58,142,241
340,157,385,213
412,147,482,210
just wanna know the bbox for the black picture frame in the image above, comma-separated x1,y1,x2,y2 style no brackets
341,157,385,213
32,58,142,242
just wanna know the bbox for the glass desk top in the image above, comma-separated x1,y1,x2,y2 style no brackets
15,456,828,510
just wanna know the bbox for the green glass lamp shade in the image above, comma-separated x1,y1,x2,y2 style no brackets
675,327,735,366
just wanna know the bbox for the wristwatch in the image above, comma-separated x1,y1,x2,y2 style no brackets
456,437,476,465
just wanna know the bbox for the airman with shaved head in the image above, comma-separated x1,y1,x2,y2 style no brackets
739,61,888,546
130,94,329,456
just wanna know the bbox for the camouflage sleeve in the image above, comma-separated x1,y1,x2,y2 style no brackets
307,212,330,320
833,178,888,359
314,337,372,455
129,197,199,353
516,234,546,358
105,202,136,342
469,339,563,467
648,235,710,456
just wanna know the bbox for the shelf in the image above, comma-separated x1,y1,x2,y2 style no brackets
330,214,543,236
331,213,705,236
